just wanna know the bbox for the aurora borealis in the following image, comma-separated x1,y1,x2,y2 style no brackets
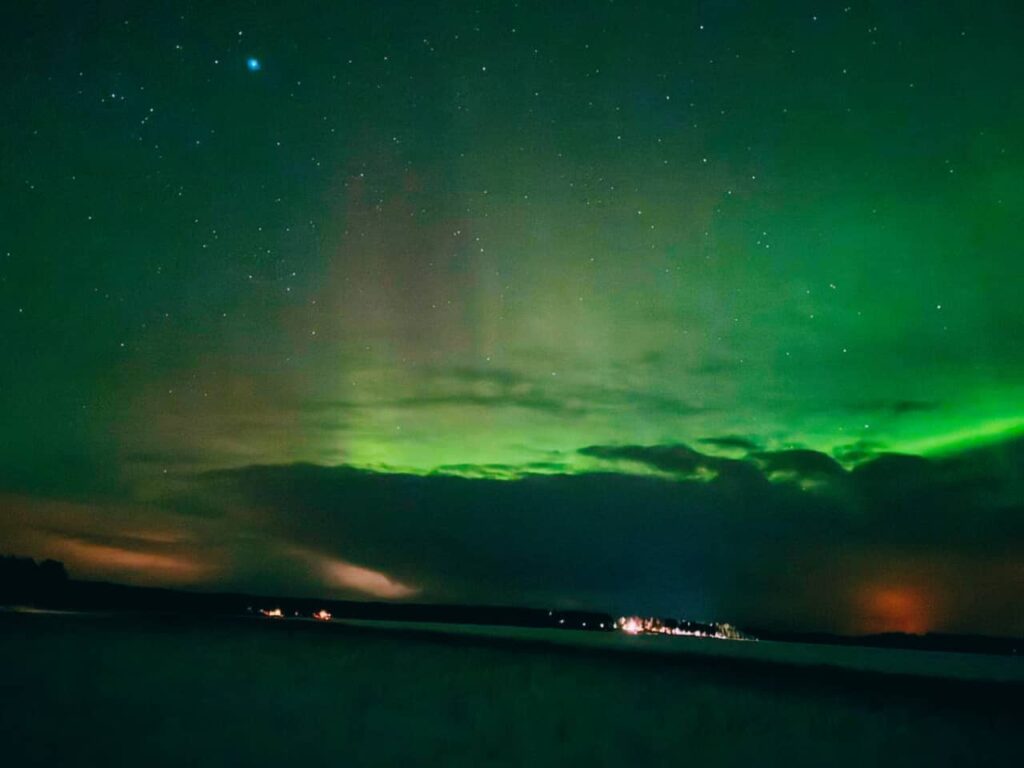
2,1,1022,635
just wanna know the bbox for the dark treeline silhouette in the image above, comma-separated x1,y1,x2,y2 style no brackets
749,626,1021,657
0,555,69,605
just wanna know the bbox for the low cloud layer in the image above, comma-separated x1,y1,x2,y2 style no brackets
3,436,1022,636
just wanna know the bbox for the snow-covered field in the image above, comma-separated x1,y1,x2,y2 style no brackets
1,612,1020,766
338,618,1024,683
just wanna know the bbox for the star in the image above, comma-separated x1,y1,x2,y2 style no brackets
246,57,261,72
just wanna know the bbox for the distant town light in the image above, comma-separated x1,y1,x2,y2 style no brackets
616,616,754,641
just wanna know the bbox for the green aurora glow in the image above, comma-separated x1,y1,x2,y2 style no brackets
2,1,1022,633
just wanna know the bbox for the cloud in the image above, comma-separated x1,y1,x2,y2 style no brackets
832,440,887,464
6,435,1023,636
0,451,127,502
697,435,761,452
577,443,756,483
888,400,941,415
580,443,712,475
301,366,708,420
52,538,212,584
168,434,1024,635
310,552,419,599
277,545,421,599
0,494,221,587
841,399,942,416
751,449,846,484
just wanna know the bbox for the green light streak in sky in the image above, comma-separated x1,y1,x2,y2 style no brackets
895,417,1024,458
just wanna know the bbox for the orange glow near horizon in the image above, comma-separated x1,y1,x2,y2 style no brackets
320,557,419,599
856,584,936,635
54,538,211,585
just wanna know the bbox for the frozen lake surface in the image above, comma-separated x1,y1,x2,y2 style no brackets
1,611,1021,766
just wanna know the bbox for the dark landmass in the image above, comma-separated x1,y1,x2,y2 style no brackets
3,554,1020,656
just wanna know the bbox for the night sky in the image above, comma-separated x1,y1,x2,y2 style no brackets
3,1,1023,635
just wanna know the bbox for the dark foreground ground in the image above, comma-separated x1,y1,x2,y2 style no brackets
1,612,1021,766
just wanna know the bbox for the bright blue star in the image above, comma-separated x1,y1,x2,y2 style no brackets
246,57,261,72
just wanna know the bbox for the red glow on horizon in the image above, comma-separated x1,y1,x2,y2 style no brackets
857,584,935,635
